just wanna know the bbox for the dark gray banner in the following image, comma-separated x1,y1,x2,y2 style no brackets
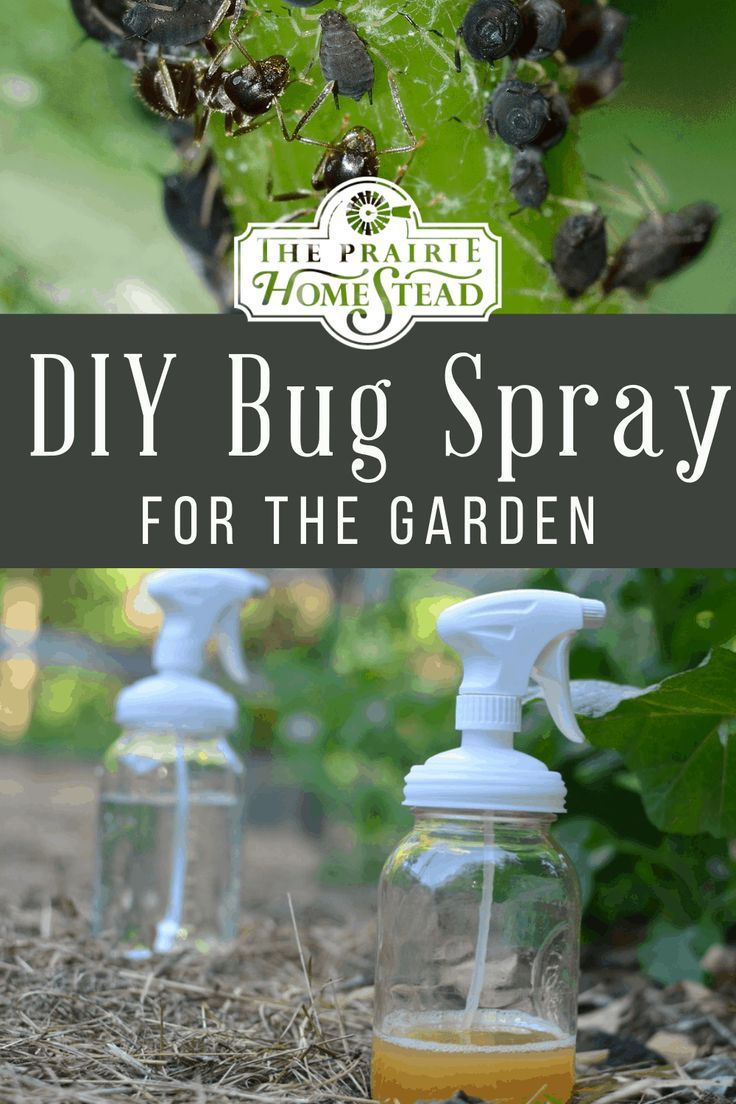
1,314,733,566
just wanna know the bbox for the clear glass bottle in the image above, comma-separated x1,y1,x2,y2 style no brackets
93,726,246,958
372,810,580,1104
91,567,268,957
370,588,606,1104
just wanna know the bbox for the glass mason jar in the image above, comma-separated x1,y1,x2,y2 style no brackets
372,811,580,1104
92,726,246,958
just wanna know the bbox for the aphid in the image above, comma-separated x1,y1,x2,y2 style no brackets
123,0,237,49
552,210,607,298
135,59,199,119
456,0,523,70
603,203,719,294
70,0,142,63
559,4,603,61
163,155,233,261
577,6,628,66
534,90,569,150
567,58,623,111
319,10,374,103
510,148,548,209
485,79,550,147
562,4,627,64
515,0,566,60
167,117,200,160
163,155,233,309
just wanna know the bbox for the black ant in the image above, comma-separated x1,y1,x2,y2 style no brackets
196,25,292,142
269,72,418,202
134,21,292,143
314,125,408,192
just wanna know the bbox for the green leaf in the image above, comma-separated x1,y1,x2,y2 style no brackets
553,817,616,909
579,648,736,839
638,917,721,985
210,2,627,314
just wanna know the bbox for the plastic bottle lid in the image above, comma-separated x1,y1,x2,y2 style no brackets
403,732,567,813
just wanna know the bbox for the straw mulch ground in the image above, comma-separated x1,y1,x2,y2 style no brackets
1,897,374,1103
1,897,735,1104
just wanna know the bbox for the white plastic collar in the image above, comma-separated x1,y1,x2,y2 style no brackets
455,694,521,732
116,674,237,733
403,732,566,814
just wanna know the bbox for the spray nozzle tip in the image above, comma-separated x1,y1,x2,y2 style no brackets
581,599,606,628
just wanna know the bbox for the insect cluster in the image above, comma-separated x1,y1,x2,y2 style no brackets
70,0,719,311
454,0,719,301
70,0,420,304
72,0,295,302
455,0,630,211
551,202,720,300
71,0,298,144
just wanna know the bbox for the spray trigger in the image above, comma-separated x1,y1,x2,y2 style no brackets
531,633,584,744
216,605,250,686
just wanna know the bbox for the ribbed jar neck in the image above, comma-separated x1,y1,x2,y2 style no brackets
410,809,557,839
121,726,231,741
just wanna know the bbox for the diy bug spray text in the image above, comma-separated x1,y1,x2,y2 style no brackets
24,348,731,555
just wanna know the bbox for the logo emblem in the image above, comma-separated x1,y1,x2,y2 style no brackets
346,189,393,236
234,177,503,350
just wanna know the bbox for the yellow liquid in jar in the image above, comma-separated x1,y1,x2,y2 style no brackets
371,1011,575,1104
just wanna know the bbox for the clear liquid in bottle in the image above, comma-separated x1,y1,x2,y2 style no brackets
93,729,245,957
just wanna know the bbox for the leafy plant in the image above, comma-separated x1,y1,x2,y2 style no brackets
568,644,736,981
578,647,736,839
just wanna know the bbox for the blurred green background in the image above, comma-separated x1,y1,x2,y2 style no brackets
1,567,736,984
1,0,733,313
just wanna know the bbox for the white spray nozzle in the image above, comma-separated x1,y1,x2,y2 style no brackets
403,589,605,814
148,568,268,686
116,568,269,733
437,589,606,743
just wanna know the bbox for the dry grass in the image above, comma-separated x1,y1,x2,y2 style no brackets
1,897,734,1104
0,898,375,1104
